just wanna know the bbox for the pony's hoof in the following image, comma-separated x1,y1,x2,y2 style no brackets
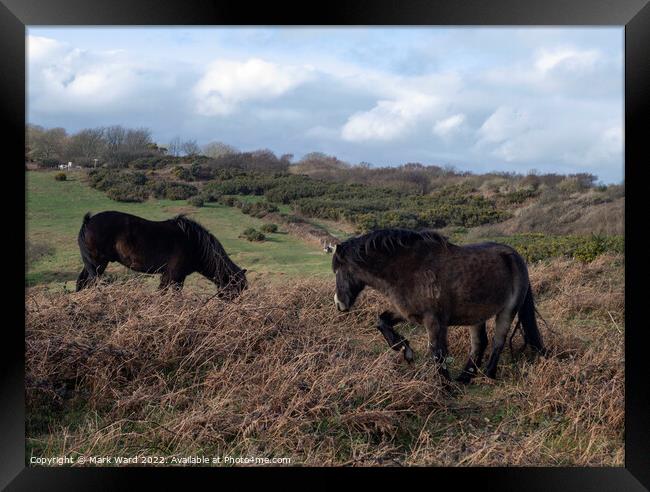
403,346,415,363
456,373,472,385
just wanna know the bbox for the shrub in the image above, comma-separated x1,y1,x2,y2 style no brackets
54,172,67,181
260,223,278,233
481,233,624,263
501,188,539,204
187,195,205,207
190,162,215,181
240,228,266,242
87,169,149,191
220,196,238,207
172,166,193,181
106,183,149,203
148,182,198,200
40,158,60,169
285,214,304,223
129,156,182,170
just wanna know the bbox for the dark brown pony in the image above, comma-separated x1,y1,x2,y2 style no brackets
76,211,247,295
332,228,546,382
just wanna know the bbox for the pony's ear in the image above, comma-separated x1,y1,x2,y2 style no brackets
241,269,247,273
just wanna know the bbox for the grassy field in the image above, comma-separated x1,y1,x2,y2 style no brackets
26,170,333,290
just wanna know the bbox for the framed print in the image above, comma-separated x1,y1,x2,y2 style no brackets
3,0,649,489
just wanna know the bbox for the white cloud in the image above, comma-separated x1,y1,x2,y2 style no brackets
535,47,601,74
433,113,465,138
27,35,67,61
193,58,314,116
477,106,532,145
27,35,171,112
341,94,438,141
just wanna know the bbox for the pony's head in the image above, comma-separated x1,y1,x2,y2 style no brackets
175,215,248,298
225,267,248,295
331,243,366,312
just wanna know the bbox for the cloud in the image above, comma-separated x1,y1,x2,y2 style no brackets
534,47,601,73
27,35,178,113
341,94,438,141
477,106,533,145
193,58,314,116
433,113,466,138
27,35,68,61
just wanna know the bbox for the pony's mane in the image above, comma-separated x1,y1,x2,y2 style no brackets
333,228,449,267
174,215,240,278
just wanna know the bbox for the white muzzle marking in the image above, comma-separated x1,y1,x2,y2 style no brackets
334,293,348,312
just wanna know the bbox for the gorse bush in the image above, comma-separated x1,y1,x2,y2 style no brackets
260,223,278,233
480,233,624,263
240,227,266,242
129,156,183,170
106,183,149,203
197,171,510,231
500,188,539,204
240,201,279,218
148,182,198,200
54,172,67,181
187,195,205,207
172,166,193,182
88,169,150,202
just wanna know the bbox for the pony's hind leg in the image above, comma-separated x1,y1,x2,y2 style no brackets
457,322,488,384
485,310,516,379
377,311,414,363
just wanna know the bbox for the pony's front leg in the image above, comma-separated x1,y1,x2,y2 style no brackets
457,322,488,384
76,268,89,291
377,311,414,363
158,271,186,291
76,261,107,291
424,314,450,380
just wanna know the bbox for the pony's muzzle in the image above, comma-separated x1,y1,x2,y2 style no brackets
334,293,348,312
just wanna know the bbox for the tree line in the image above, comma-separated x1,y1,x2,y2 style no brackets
25,124,244,169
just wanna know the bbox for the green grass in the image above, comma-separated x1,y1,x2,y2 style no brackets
26,170,333,290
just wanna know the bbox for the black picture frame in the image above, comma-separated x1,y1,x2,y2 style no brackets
4,0,648,489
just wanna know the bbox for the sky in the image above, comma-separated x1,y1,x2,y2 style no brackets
26,27,624,183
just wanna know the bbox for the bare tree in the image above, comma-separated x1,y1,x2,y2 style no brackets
181,139,200,157
28,126,68,162
66,127,106,165
104,125,126,156
168,136,182,157
202,141,238,159
124,128,152,154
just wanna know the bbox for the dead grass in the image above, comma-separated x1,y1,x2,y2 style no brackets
25,254,624,466
468,196,624,238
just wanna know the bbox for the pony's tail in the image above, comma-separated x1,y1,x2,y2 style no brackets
517,284,547,356
77,212,93,259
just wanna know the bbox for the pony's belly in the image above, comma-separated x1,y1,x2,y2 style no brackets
448,303,500,325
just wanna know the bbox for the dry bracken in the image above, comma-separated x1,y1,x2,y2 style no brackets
25,254,624,466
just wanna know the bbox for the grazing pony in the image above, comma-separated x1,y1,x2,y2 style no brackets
76,211,247,296
332,228,546,382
